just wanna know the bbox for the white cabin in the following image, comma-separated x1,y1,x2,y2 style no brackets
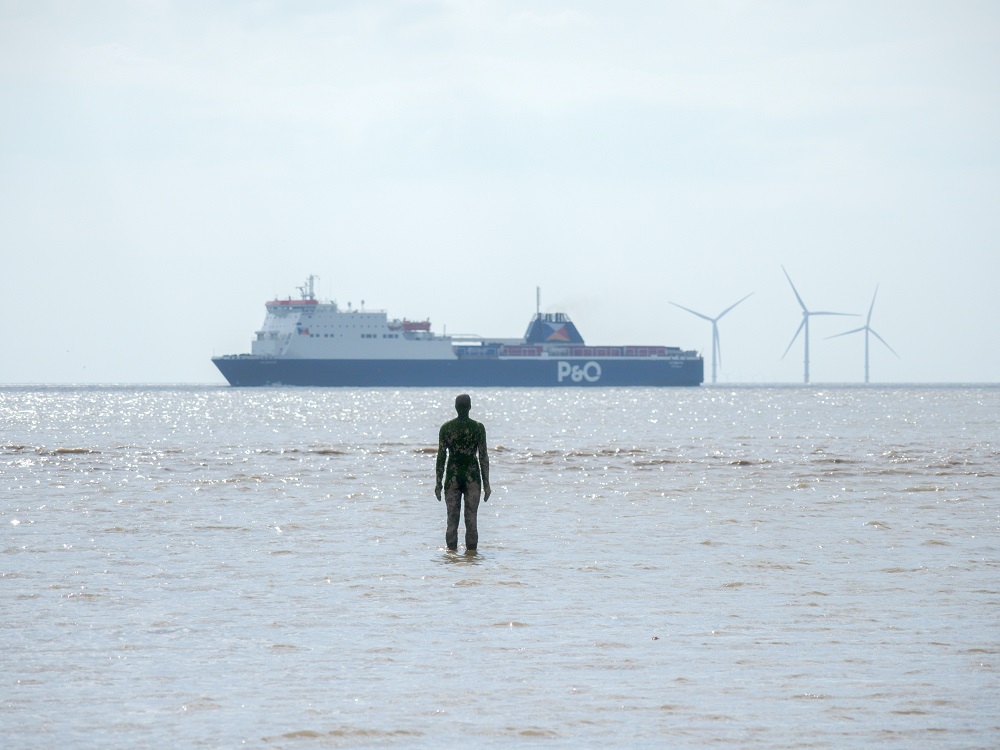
251,281,455,361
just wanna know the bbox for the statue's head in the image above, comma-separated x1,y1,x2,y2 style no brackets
455,393,471,416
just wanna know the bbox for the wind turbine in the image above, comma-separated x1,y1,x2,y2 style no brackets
827,285,898,383
670,293,754,384
781,266,854,384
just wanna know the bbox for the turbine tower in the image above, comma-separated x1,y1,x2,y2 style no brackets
827,285,898,383
781,266,853,384
670,293,753,384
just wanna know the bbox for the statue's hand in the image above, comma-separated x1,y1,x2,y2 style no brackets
484,485,492,502
435,486,442,501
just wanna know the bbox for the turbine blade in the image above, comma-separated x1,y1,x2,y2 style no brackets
811,311,857,317
669,301,713,322
826,327,866,339
866,285,879,326
870,329,899,357
716,292,754,320
716,329,723,370
782,318,806,359
781,266,807,312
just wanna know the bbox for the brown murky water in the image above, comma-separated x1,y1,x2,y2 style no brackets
2,385,998,748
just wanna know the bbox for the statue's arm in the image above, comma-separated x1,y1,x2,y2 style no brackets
479,423,491,500
435,427,446,500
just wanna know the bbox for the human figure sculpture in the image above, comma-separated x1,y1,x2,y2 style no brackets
435,394,491,551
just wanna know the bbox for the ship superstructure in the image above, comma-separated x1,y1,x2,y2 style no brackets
250,275,452,361
213,277,703,387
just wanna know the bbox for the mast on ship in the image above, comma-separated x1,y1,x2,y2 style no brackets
297,275,319,301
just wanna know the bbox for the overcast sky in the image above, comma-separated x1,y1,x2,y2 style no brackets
2,0,998,384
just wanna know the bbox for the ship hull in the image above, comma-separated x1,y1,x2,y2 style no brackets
212,356,703,387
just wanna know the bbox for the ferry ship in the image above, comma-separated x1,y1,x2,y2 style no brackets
212,277,703,387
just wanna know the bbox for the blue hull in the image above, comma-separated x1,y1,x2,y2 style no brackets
212,357,703,387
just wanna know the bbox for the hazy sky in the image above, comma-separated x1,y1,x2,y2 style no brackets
2,0,998,384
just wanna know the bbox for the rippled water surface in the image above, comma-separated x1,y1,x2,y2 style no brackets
2,385,999,748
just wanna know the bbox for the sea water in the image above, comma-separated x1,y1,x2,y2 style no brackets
2,385,998,748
